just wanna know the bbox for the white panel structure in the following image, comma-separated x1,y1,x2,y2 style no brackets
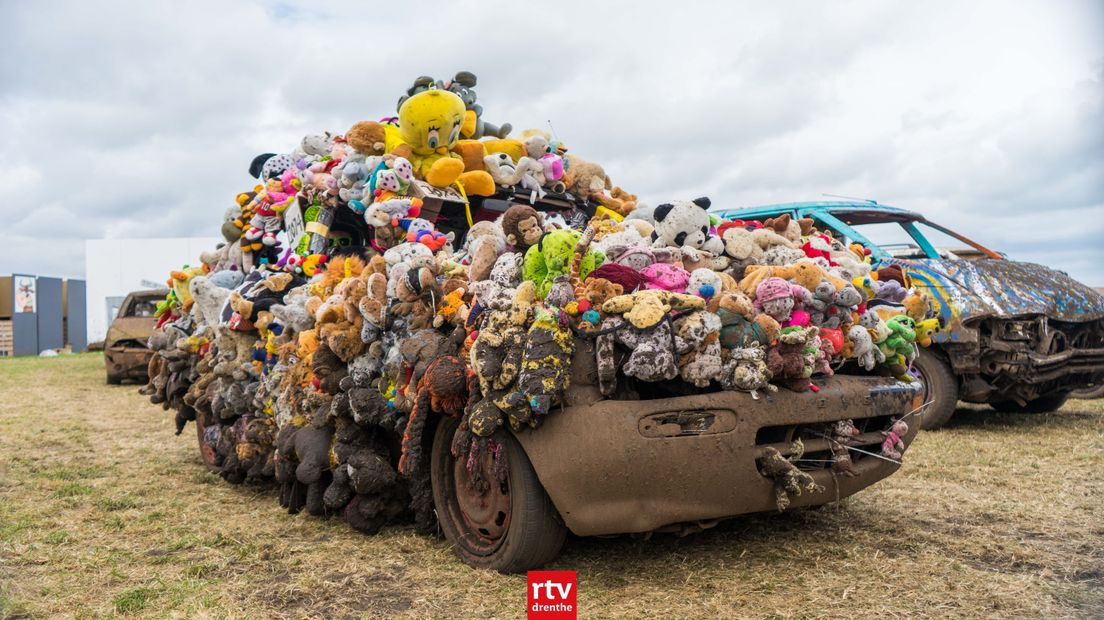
85,238,221,342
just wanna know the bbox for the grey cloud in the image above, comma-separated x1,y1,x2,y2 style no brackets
0,0,1102,286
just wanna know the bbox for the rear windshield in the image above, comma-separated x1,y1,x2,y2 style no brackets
122,298,159,317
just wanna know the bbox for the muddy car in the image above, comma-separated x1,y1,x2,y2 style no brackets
105,289,166,384
431,374,922,571
712,201,1104,429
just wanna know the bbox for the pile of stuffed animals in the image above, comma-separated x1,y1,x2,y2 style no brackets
141,72,940,531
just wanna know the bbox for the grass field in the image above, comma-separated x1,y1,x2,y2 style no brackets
1,353,1102,619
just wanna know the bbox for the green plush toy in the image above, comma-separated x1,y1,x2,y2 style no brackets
522,228,603,299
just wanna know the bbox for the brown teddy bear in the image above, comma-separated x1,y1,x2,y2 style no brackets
762,214,815,244
594,186,638,216
580,277,623,314
766,326,819,392
344,120,387,156
564,154,612,200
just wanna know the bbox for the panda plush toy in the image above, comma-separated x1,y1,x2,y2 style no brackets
651,196,725,256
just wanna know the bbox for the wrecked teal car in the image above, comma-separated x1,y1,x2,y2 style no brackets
711,201,1104,429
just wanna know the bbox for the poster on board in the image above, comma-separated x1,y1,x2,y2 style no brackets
14,275,36,313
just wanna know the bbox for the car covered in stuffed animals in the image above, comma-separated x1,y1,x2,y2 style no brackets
105,289,167,384
141,71,940,576
711,201,1104,429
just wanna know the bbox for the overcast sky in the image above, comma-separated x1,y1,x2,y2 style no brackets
2,0,1101,284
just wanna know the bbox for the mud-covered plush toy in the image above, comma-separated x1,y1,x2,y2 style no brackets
716,291,780,349
741,260,847,298
595,290,704,394
275,408,335,516
392,265,441,332
523,228,603,299
651,197,724,256
673,310,724,387
400,355,473,476
721,343,777,398
501,204,545,252
766,326,819,392
640,262,691,292
601,289,705,330
495,306,575,429
470,281,535,393
580,277,623,314
757,439,823,511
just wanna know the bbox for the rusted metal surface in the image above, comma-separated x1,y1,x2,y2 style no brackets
105,346,154,379
512,376,921,537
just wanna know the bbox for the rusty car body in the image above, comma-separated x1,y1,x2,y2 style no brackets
515,376,922,537
711,201,1104,428
431,338,923,571
105,289,167,384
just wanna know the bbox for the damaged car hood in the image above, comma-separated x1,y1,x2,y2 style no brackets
892,258,1104,323
107,317,156,347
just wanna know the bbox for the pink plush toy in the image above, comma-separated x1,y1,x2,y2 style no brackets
881,418,908,460
754,276,809,323
540,153,564,182
245,168,300,246
785,310,811,327
640,262,690,292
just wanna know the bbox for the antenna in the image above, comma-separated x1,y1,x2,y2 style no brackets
547,120,558,141
822,193,878,205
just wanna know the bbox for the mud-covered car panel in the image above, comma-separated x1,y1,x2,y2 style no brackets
513,376,921,537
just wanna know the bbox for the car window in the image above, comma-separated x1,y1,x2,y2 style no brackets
911,221,993,259
123,299,159,318
847,222,928,259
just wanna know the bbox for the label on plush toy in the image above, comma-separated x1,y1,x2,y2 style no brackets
411,180,464,203
283,202,305,250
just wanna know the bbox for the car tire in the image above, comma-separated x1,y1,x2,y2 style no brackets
914,348,958,430
431,415,567,573
990,393,1070,414
193,410,221,473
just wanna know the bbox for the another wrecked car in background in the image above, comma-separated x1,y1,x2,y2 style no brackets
105,289,167,384
712,201,1104,429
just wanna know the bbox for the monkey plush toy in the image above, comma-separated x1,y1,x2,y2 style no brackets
501,205,545,252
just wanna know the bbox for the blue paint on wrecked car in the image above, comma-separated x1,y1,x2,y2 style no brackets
712,201,1104,330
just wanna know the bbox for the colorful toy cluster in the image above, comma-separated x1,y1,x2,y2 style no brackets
142,72,940,528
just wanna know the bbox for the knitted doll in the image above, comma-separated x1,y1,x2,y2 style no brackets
881,418,908,460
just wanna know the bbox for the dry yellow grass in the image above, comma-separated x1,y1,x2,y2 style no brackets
1,353,1102,619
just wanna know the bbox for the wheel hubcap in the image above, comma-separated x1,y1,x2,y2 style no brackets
453,443,510,546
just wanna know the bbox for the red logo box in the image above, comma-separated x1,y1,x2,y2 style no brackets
527,570,577,619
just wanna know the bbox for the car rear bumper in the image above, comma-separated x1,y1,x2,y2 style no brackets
105,347,153,379
512,376,922,537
